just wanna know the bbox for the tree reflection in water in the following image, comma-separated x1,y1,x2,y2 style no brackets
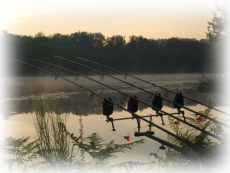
2,99,145,173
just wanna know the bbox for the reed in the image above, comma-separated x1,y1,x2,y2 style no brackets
2,98,145,172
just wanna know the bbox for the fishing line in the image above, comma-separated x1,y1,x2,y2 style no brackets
134,125,149,131
133,118,174,132
75,56,230,116
134,123,172,131
109,129,124,137
115,113,129,134
119,117,130,141
52,55,228,128
120,120,129,133
10,58,214,156
27,56,225,136
20,58,228,139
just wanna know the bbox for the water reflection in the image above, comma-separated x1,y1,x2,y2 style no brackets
2,100,227,172
1,79,220,118
2,101,147,173
1,74,229,172
3,91,219,119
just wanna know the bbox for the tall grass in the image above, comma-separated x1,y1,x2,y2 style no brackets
2,98,145,173
32,98,75,172
197,74,220,92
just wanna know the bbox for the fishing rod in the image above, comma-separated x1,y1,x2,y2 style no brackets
11,58,213,156
136,132,198,160
52,55,229,128
75,56,230,116
21,58,224,141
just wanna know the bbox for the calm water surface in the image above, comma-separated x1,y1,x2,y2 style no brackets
0,74,228,165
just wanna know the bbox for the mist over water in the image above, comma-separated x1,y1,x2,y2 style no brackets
0,74,228,172
1,74,224,118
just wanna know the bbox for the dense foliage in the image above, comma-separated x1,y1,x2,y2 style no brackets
2,31,212,76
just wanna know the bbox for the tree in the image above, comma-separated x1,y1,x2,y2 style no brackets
198,8,228,91
35,31,45,38
91,32,105,49
206,13,223,41
206,8,228,41
105,35,126,50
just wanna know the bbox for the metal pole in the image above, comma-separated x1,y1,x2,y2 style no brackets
75,56,230,116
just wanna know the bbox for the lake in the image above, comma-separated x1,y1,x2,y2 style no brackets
0,73,228,172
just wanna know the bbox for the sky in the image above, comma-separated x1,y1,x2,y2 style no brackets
1,0,227,40
1,1,230,171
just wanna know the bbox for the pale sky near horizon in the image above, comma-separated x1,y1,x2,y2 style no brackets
0,0,229,40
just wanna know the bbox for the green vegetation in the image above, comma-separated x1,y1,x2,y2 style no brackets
198,7,228,92
1,99,145,172
2,7,228,173
206,8,227,41
149,106,226,172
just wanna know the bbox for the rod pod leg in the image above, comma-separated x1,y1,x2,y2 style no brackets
106,116,116,131
136,118,141,133
181,111,186,122
159,113,165,125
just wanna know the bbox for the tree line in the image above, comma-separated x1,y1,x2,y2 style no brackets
2,31,214,76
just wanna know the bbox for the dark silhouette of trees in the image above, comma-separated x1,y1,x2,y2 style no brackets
3,30,211,76
105,35,126,49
